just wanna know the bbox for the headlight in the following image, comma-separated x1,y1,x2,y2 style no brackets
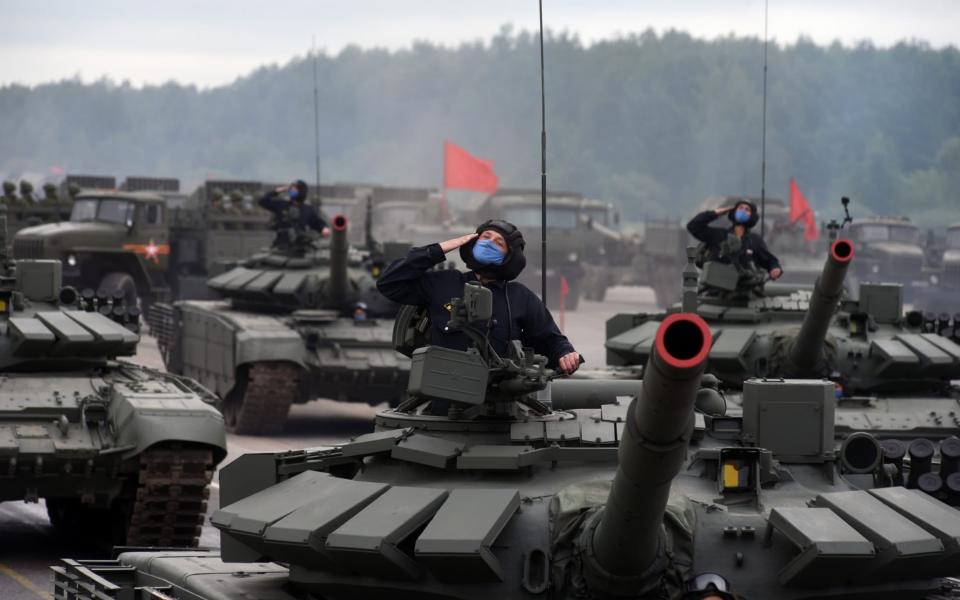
568,252,578,262
66,254,77,267
871,264,879,274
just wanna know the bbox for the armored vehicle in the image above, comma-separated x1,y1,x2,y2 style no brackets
0,214,226,548
472,188,585,309
54,283,960,599
151,214,409,435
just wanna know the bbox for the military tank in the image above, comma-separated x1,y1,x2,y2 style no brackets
151,214,410,435
54,282,960,599
606,236,960,443
0,213,226,548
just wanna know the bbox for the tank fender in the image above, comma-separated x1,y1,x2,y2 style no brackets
234,327,306,368
108,384,227,462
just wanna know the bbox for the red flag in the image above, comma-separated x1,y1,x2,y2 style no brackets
443,141,498,194
789,177,819,242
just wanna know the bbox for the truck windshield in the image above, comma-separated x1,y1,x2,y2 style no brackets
856,224,919,244
504,207,578,229
70,198,134,225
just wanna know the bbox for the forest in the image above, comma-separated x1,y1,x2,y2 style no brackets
1,27,958,224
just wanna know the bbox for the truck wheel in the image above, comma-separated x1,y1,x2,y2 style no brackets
98,272,139,307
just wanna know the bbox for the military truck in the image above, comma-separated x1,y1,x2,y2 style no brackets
0,213,226,548
53,284,960,599
844,216,941,305
471,188,585,310
11,177,276,305
578,198,649,302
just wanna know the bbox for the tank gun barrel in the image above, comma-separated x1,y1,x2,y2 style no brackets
586,313,712,594
789,239,854,369
327,214,349,307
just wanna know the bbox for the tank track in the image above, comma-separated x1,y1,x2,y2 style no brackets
125,444,215,547
227,362,301,435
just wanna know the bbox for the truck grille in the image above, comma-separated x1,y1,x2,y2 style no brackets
12,238,43,258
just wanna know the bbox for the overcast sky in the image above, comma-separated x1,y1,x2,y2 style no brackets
4,0,958,88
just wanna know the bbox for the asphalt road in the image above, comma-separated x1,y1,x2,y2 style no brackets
0,285,657,599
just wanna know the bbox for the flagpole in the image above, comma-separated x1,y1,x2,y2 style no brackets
538,0,547,303
760,0,769,238
312,35,322,210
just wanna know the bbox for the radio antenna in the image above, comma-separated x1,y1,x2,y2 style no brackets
538,0,548,302
312,35,322,209
759,0,769,237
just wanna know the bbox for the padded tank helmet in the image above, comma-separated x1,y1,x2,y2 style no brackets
460,219,527,281
727,199,760,229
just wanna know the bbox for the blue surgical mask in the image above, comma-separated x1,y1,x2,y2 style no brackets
734,208,751,224
287,188,299,200
472,239,506,265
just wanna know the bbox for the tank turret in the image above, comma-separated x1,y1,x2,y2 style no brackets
584,314,711,595
789,238,854,369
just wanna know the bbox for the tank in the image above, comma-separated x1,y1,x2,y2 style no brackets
607,237,960,388
151,213,410,435
53,282,960,599
0,212,226,548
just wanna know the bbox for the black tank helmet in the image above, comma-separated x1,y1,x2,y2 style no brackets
290,179,309,203
460,219,527,281
727,199,760,229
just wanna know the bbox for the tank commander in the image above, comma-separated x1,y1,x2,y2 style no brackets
377,219,582,375
687,199,782,280
684,572,737,599
258,179,329,248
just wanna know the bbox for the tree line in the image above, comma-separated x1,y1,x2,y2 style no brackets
1,27,958,225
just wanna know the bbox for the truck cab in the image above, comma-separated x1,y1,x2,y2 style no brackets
13,191,169,304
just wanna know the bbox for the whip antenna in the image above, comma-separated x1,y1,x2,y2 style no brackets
760,0,769,237
312,35,322,209
538,0,547,302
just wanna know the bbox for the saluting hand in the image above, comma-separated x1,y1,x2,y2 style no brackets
439,233,478,253
714,206,734,215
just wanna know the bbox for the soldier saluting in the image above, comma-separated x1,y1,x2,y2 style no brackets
687,200,783,280
377,219,582,375
258,179,329,249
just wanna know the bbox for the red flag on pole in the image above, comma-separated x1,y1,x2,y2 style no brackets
789,177,819,242
443,141,498,194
